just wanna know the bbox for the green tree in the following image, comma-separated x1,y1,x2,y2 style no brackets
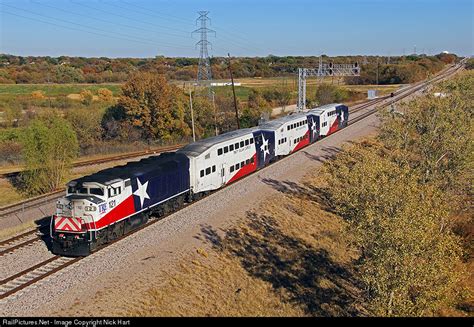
323,140,465,316
315,84,348,105
20,113,78,195
379,76,473,194
64,108,104,151
112,72,189,141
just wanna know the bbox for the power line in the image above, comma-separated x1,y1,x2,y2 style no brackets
2,3,193,50
29,0,191,44
118,0,195,25
69,0,191,38
0,10,164,48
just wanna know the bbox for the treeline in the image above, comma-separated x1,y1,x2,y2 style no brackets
0,72,275,195
323,71,473,316
0,53,458,84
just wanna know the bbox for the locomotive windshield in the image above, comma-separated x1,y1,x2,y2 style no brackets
67,186,104,196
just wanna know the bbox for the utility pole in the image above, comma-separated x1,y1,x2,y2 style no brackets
227,53,240,130
376,57,379,85
189,85,196,142
211,90,218,136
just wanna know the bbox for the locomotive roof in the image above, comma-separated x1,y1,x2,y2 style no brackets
258,112,309,131
178,127,258,157
69,152,188,186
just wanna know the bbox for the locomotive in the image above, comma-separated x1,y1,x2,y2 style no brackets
51,103,349,256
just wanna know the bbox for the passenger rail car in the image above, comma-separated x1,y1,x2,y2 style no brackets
51,103,349,256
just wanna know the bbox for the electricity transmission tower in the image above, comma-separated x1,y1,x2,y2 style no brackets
297,59,360,111
192,11,215,96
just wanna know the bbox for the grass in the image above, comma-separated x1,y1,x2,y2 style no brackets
69,172,364,317
0,83,122,97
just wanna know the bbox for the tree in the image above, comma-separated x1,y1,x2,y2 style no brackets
315,84,348,105
379,75,473,194
64,108,104,151
20,112,78,195
97,88,114,102
110,72,190,141
323,140,465,316
79,89,94,105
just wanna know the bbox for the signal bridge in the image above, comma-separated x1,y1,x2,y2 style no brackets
297,61,360,112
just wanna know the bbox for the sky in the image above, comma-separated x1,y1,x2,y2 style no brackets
0,0,472,58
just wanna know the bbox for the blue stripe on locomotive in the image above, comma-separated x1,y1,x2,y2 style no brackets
130,153,190,211
253,130,275,168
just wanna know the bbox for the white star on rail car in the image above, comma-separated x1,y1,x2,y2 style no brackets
133,178,150,208
311,119,317,137
260,134,270,162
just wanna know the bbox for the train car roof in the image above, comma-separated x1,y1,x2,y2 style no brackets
258,112,309,131
307,103,346,115
68,152,189,186
177,127,259,157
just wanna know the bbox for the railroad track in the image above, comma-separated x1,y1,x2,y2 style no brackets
0,145,184,219
0,144,183,179
0,61,465,301
0,229,40,257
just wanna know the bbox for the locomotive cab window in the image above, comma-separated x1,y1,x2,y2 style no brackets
90,187,104,196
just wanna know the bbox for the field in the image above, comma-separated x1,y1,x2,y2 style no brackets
0,83,122,97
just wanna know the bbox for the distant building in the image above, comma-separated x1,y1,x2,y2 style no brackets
368,90,378,99
210,82,242,87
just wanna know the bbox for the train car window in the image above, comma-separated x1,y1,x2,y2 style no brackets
224,146,229,153
90,188,104,196
218,148,223,156
205,153,210,159
246,159,250,165
240,141,244,147
251,156,254,163
287,126,290,131
200,170,204,177
235,142,239,149
236,163,240,169
206,167,211,175
250,138,254,144
230,166,235,173
245,139,249,146
212,165,216,173
229,144,234,151
241,161,245,167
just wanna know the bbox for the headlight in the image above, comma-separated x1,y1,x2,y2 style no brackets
56,204,63,209
85,206,96,212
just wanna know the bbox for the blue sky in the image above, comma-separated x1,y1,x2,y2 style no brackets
0,0,472,58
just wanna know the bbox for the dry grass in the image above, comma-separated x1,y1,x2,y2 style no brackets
122,173,364,317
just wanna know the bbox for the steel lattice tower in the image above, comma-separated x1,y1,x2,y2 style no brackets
193,11,215,95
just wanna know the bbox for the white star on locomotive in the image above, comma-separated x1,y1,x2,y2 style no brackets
260,134,270,162
311,119,317,137
133,178,150,208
